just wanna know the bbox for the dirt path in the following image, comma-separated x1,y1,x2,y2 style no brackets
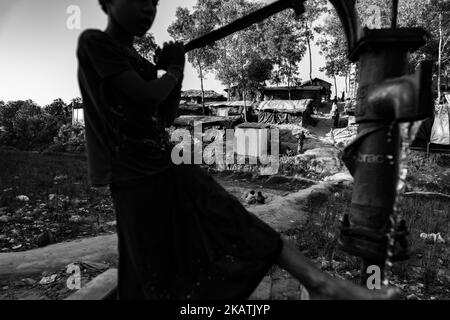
0,235,117,280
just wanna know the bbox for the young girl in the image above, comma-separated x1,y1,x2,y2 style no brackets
77,0,398,300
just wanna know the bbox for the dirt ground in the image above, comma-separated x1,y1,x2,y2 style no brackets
0,170,319,300
1,115,449,300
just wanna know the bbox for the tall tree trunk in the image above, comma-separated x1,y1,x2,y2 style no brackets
437,13,443,106
288,77,291,101
288,62,292,101
333,75,337,100
345,73,348,93
307,35,313,85
348,71,351,94
198,61,206,115
227,84,231,102
243,84,248,122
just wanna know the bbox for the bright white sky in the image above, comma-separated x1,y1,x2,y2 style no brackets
0,0,346,106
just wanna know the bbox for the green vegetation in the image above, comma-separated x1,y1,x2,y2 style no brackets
296,153,450,299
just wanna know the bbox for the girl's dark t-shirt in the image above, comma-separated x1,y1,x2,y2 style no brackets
77,29,175,187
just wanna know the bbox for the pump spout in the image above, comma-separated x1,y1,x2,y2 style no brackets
363,61,434,123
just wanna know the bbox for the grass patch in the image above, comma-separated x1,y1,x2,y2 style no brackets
296,151,450,299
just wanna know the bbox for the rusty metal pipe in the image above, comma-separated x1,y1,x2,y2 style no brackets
184,0,305,53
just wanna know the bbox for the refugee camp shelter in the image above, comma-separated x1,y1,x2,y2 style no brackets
300,78,332,101
260,86,322,111
412,102,450,154
180,90,227,104
257,99,313,125
235,122,272,159
205,101,249,117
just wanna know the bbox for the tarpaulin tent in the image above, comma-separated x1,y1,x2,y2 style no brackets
205,101,249,117
412,94,450,154
257,99,313,124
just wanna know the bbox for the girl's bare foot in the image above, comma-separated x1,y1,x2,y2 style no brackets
277,239,400,300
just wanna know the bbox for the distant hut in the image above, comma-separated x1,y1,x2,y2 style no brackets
300,78,332,102
257,100,313,125
204,101,249,118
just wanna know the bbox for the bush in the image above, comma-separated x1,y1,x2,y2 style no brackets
52,123,86,153
43,98,72,126
0,100,52,150
0,99,74,151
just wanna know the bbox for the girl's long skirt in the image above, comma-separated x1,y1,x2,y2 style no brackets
110,164,283,300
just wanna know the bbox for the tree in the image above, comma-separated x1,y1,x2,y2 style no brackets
317,10,351,99
299,0,329,85
245,56,274,100
0,100,22,134
168,0,220,114
357,0,450,103
43,98,71,126
355,0,392,29
0,99,76,150
212,0,269,119
70,97,83,109
418,0,450,104
262,10,306,99
133,33,158,62
246,57,273,87
0,100,43,149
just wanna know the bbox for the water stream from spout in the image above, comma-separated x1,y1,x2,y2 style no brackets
382,120,425,286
